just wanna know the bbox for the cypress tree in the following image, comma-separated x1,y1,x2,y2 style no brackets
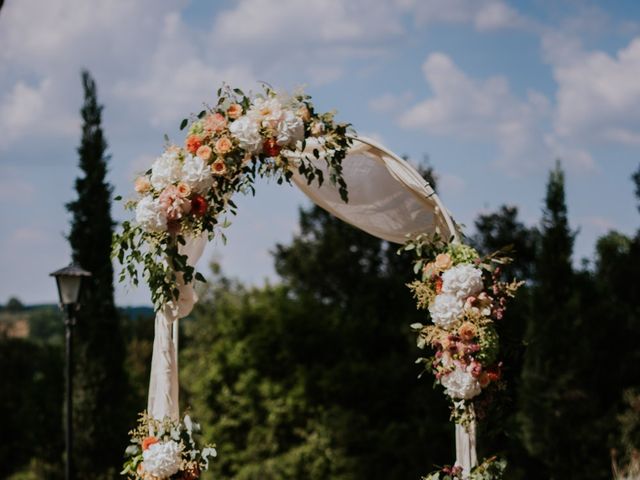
66,70,128,478
518,161,606,478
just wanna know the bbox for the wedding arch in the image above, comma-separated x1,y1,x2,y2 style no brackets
114,85,519,479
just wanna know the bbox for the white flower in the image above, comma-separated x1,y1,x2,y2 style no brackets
276,109,304,146
441,264,484,301
150,151,182,190
181,154,213,193
251,97,283,128
428,293,464,329
229,115,263,154
135,196,167,232
441,365,482,400
142,440,182,478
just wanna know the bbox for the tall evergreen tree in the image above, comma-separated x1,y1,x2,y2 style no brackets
66,70,128,478
517,161,608,478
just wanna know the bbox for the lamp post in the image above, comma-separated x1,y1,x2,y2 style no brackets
50,263,91,480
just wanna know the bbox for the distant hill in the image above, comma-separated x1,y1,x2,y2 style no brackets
0,304,154,343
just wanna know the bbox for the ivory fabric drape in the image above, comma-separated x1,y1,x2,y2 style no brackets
147,235,207,421
290,136,459,244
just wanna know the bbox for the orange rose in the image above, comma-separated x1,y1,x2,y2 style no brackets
211,159,227,176
142,436,159,451
134,176,151,194
196,145,212,161
434,253,452,270
185,135,202,155
227,103,243,120
215,136,233,155
458,322,477,341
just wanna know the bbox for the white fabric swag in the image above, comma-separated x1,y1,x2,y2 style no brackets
147,136,474,474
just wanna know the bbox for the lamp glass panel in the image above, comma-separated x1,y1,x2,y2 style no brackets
57,276,82,305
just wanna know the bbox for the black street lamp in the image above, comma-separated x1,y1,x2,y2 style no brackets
50,263,91,480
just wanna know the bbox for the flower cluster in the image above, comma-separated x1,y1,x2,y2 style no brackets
121,413,216,480
422,457,507,480
400,234,523,424
113,85,353,309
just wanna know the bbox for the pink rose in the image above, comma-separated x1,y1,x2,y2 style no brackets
204,113,227,132
159,185,191,220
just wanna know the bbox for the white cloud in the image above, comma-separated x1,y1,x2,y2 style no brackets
399,53,561,173
0,78,77,149
552,37,640,146
113,12,255,128
397,52,597,174
208,0,404,83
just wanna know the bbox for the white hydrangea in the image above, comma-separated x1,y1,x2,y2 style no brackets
428,293,464,329
142,440,182,478
276,109,304,146
181,154,213,193
229,115,263,154
441,365,482,400
150,151,182,190
441,264,484,301
135,196,167,232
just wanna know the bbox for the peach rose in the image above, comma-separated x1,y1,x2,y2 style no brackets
215,136,233,155
310,121,325,136
134,176,151,194
227,103,243,120
211,159,227,176
196,145,212,161
434,253,452,270
185,134,202,155
458,322,477,341
176,182,191,198
204,112,227,132
166,144,181,154
297,105,311,122
423,262,437,277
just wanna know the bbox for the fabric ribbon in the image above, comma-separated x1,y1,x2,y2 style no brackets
147,235,207,421
454,404,478,476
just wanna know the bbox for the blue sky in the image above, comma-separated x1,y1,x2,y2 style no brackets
1,0,640,305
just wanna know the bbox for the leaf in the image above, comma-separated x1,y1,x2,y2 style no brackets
180,118,188,130
114,195,122,201
195,272,206,283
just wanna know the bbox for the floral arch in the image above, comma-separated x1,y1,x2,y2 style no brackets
114,86,519,480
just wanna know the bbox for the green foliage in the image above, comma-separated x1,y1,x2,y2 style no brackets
0,338,64,479
181,206,452,479
66,70,130,477
423,457,507,480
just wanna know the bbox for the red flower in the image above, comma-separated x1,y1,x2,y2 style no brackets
263,138,281,157
434,276,443,294
191,194,208,217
